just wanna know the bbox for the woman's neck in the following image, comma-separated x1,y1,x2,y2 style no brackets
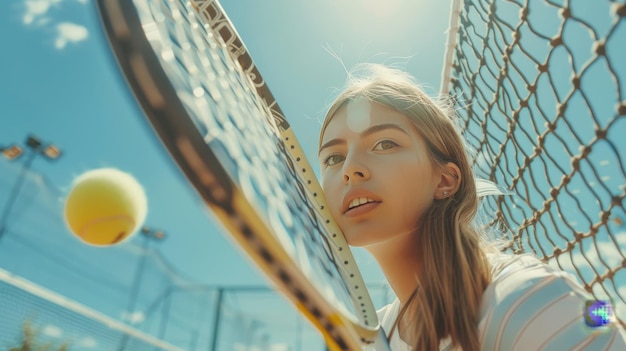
366,231,422,304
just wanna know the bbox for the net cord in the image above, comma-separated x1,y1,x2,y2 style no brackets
0,267,183,351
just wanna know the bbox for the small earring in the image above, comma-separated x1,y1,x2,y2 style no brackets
442,191,448,198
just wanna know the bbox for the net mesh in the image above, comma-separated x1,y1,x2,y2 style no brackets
0,268,184,351
1,0,392,348
442,0,626,327
106,0,380,346
0,166,395,349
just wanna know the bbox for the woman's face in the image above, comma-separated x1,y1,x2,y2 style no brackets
319,100,442,247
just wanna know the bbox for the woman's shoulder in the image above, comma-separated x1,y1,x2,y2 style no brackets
478,251,626,350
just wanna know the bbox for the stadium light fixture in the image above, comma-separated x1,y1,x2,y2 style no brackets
1,145,23,160
0,135,62,243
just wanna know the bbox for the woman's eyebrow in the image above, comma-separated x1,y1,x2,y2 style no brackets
318,123,409,155
363,123,409,137
318,138,344,156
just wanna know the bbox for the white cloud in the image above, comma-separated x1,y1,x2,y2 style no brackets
77,337,98,348
561,232,626,275
21,0,90,50
121,311,145,324
548,232,626,290
23,0,61,25
55,22,88,49
584,241,623,270
42,324,63,338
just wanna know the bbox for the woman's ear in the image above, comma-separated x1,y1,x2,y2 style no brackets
436,162,461,199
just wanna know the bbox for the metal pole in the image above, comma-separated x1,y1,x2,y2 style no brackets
209,288,224,351
295,312,302,351
0,151,37,242
118,233,151,350
157,287,173,351
126,233,151,318
0,135,61,245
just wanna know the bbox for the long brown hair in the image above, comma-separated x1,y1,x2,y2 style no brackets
319,64,492,350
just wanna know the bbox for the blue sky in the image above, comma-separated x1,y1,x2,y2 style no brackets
1,0,624,348
0,0,451,324
0,1,454,348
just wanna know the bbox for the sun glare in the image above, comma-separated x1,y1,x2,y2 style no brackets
362,0,404,18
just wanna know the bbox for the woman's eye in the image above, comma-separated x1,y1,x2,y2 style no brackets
323,154,344,166
374,140,398,150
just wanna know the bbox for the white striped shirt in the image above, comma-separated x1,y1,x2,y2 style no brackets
375,253,626,350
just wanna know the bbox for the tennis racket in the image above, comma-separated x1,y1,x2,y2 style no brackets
96,0,390,349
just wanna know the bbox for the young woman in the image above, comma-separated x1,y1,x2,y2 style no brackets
317,64,626,350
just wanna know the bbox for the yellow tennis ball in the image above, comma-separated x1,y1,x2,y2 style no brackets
64,168,147,246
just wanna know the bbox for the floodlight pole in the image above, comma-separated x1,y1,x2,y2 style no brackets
296,312,302,351
157,286,173,340
210,287,224,351
0,135,61,243
0,152,36,241
117,226,165,350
